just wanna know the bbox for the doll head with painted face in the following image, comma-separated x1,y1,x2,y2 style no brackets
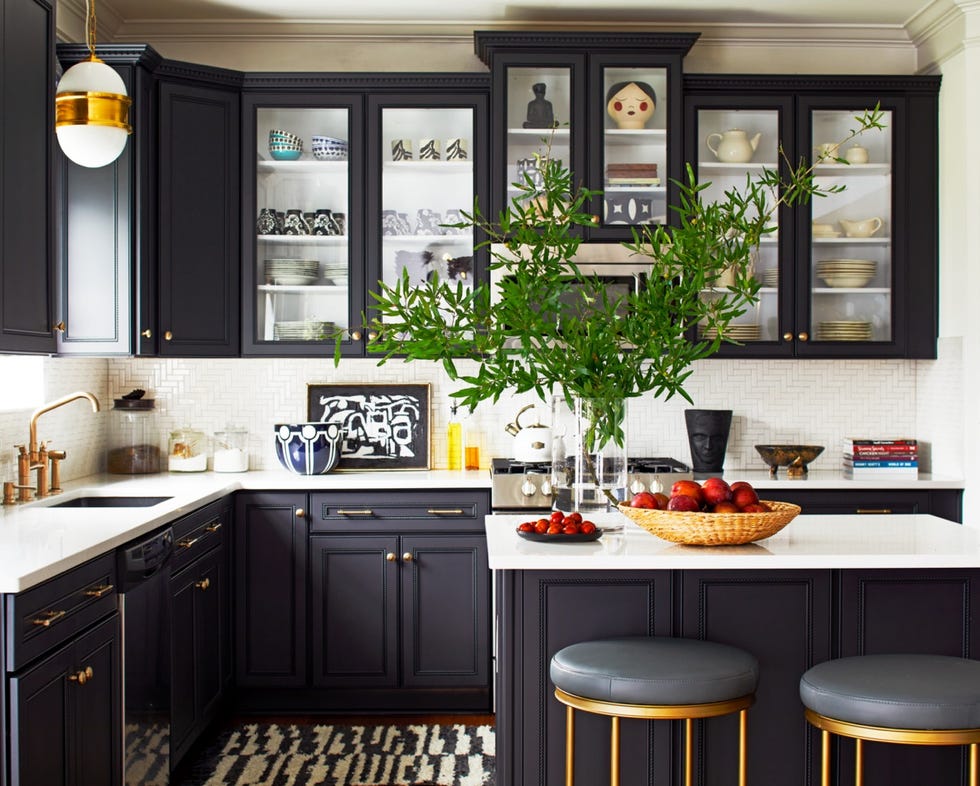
605,80,657,129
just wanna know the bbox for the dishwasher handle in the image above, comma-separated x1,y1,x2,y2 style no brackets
118,527,174,589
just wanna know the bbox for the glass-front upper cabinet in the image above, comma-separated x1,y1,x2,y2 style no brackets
807,107,894,349
367,93,488,337
684,76,940,360
692,101,790,351
476,33,698,241
243,95,364,356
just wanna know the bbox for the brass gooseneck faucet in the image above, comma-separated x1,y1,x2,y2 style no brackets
3,391,101,503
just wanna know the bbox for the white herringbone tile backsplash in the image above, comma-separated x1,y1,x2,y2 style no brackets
0,346,962,484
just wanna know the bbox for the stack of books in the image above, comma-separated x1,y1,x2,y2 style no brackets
842,438,918,478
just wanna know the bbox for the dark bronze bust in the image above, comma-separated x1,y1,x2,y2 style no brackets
685,409,732,475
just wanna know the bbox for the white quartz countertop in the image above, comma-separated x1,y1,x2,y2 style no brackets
485,511,980,570
0,469,490,592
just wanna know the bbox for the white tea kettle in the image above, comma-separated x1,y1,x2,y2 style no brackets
504,404,553,462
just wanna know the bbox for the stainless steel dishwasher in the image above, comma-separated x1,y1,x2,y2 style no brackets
118,526,175,786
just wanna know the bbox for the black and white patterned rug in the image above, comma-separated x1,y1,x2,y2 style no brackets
175,723,495,786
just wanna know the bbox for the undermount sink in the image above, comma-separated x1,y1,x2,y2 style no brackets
49,495,173,508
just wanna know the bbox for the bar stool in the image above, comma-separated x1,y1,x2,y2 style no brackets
800,653,980,786
549,636,759,786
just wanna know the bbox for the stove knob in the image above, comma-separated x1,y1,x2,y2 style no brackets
540,479,553,496
521,478,537,496
629,479,647,494
649,477,665,494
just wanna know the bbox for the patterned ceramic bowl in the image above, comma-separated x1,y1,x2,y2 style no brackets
273,423,343,475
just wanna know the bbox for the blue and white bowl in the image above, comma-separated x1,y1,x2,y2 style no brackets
269,148,302,161
274,422,343,475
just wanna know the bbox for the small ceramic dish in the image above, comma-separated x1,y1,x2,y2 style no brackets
269,149,302,161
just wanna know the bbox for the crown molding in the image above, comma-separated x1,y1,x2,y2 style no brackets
56,0,124,44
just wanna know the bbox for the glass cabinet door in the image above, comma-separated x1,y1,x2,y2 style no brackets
808,108,894,347
248,102,361,354
503,64,576,208
376,105,477,312
694,106,785,348
600,66,669,228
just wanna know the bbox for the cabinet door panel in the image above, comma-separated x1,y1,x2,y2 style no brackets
400,534,489,687
170,565,197,754
158,80,240,356
73,615,122,786
235,493,307,686
0,0,55,353
680,570,832,786
310,535,399,688
9,647,70,786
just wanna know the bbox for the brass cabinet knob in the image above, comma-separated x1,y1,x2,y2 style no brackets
164,331,173,341
195,577,211,590
68,666,93,685
367,330,378,341
53,321,66,332
350,330,362,341
782,332,793,342
402,552,413,562
295,508,305,518
141,329,152,338
386,552,396,562
798,332,809,342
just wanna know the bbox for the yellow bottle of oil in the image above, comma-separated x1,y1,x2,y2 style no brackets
447,403,463,470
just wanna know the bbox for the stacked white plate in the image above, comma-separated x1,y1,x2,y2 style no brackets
815,258,876,288
273,320,336,341
700,323,761,341
816,320,873,341
761,269,779,288
265,258,319,285
321,261,348,284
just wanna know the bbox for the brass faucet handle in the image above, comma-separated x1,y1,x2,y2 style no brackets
3,482,15,506
48,450,66,495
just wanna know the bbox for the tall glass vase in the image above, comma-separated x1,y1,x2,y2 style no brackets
551,396,628,512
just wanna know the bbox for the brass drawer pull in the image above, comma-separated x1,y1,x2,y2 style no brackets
177,536,200,550
337,509,374,515
205,521,223,533
426,508,465,515
856,508,893,514
195,577,211,591
32,610,66,627
68,666,93,685
84,583,114,598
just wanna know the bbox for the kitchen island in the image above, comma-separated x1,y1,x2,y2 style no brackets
487,511,980,786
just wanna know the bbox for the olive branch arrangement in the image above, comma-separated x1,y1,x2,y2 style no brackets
336,107,884,463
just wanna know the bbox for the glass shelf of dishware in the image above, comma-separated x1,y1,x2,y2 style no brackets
601,66,668,213
697,296,780,344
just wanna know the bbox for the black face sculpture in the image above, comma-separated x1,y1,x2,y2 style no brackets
684,409,733,473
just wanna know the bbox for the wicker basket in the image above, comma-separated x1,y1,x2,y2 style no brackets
616,500,801,546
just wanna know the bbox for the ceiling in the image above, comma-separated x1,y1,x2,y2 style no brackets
96,0,942,34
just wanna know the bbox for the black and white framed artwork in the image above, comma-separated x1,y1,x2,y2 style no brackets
307,383,431,470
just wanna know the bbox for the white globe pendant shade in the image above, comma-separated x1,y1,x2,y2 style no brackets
55,58,132,168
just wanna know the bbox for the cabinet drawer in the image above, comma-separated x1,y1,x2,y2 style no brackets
310,491,489,533
5,552,118,671
172,498,231,574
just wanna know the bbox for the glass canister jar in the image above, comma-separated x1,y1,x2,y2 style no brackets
168,424,208,472
107,394,162,474
212,425,249,473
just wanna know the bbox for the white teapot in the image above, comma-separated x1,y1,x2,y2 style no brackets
706,128,762,164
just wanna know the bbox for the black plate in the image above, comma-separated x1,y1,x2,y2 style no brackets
516,527,603,543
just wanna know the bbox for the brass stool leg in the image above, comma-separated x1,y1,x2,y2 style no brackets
821,729,831,786
565,705,574,786
610,715,620,786
738,708,748,786
685,717,694,786
855,738,863,786
971,743,978,786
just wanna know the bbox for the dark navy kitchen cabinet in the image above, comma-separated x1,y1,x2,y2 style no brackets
0,0,55,353
234,492,308,689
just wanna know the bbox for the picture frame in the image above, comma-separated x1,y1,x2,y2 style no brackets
307,383,431,470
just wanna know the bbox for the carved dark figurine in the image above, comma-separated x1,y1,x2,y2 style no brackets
523,82,556,129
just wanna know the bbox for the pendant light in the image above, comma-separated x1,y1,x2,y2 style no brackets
55,0,131,168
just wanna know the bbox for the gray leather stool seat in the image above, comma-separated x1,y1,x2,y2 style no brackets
800,654,980,786
550,636,759,786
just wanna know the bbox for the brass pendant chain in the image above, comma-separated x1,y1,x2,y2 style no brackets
86,0,98,60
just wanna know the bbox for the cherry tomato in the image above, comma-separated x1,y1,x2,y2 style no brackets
580,521,596,534
518,522,534,533
565,511,583,525
563,524,580,535
547,524,562,535
534,519,548,534
549,510,566,525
